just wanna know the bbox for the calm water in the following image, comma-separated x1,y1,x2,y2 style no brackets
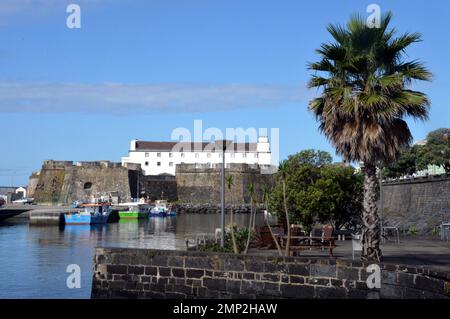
0,214,263,299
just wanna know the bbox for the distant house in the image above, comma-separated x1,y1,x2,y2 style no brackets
0,186,26,203
15,187,27,199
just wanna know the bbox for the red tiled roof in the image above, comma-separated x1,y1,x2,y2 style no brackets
135,141,257,152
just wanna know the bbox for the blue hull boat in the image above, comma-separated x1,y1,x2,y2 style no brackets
91,214,110,224
64,203,111,225
64,213,91,225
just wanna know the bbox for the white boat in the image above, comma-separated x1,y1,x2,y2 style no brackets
150,200,176,217
12,197,34,205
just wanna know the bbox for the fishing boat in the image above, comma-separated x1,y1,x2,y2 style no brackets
149,200,176,217
64,203,112,225
117,202,150,220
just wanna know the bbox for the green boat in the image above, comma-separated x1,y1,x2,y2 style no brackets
117,202,150,220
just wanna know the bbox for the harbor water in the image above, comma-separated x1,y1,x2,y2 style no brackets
0,214,263,299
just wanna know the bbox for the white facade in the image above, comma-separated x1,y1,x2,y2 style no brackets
15,187,27,198
121,137,272,176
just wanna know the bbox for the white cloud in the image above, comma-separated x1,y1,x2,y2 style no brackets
0,82,307,114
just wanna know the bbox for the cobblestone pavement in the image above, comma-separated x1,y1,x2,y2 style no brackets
251,236,450,272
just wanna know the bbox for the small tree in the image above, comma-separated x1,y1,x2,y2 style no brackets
269,150,363,232
243,183,256,254
279,162,292,256
262,184,283,256
417,128,450,173
225,175,238,254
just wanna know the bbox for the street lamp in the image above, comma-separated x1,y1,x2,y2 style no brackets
379,166,383,241
217,139,232,247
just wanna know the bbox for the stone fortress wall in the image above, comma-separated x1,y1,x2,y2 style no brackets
29,161,274,205
32,160,134,205
381,174,450,234
175,163,275,204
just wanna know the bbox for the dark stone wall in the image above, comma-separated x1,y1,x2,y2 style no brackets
139,175,177,201
176,164,275,205
381,175,450,233
91,248,450,299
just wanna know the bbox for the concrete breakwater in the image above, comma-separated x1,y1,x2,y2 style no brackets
91,248,450,299
29,207,86,225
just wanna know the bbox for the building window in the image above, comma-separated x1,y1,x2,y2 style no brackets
145,152,149,157
169,162,173,167
169,153,173,157
195,153,199,158
157,162,161,166
157,153,161,157
181,153,185,158
145,161,149,166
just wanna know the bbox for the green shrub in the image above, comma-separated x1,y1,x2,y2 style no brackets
407,225,418,235
199,227,252,253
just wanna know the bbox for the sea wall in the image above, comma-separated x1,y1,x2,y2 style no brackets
91,248,450,299
176,164,275,204
381,174,450,233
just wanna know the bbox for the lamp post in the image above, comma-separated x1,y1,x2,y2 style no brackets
379,166,383,241
218,140,232,247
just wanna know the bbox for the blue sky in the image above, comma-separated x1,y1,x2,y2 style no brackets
0,0,449,186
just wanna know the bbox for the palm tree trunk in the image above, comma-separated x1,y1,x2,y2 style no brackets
282,179,291,256
361,163,382,262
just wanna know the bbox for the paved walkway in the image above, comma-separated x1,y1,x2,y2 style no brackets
251,236,450,272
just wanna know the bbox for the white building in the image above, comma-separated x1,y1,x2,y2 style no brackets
15,187,27,198
121,137,273,176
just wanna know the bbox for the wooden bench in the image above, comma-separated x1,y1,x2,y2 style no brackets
279,235,336,257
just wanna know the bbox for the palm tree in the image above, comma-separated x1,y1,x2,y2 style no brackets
262,184,283,256
244,183,256,254
225,175,238,254
279,162,292,256
308,13,431,262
